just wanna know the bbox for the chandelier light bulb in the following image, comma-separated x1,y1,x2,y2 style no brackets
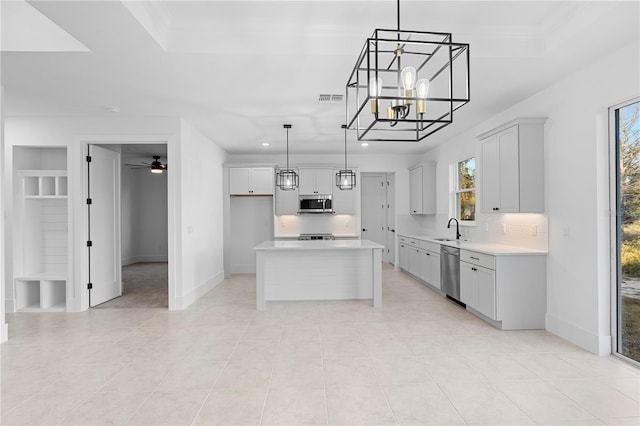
401,66,416,90
369,76,383,114
416,78,430,114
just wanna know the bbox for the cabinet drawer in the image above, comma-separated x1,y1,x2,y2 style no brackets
461,249,495,270
419,240,440,253
399,236,419,247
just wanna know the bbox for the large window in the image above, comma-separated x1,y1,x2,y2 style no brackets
613,98,640,364
455,157,476,222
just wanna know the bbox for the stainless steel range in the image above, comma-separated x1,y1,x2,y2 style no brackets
298,233,335,241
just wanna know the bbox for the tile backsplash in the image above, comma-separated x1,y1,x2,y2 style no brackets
400,213,548,251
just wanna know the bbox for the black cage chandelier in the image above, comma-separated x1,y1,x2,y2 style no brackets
336,124,356,190
276,124,298,190
346,0,470,142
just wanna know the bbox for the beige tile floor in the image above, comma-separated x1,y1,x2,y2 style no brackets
1,265,639,425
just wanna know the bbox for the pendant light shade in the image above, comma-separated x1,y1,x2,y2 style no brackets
336,124,356,190
276,124,298,190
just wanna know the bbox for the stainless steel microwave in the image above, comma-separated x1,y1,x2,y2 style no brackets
298,195,333,214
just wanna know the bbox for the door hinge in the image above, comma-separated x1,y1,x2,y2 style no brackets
87,283,93,290
86,241,92,247
381,182,384,187
86,198,92,205
386,181,389,186
86,155,92,163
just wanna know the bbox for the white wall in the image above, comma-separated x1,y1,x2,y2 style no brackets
3,116,181,312
229,196,273,273
420,41,640,354
121,165,169,265
0,85,7,342
176,119,226,309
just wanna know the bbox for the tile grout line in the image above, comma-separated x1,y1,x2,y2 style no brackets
257,332,282,426
190,316,253,426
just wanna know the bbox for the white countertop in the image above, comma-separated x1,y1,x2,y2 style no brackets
399,233,547,256
255,239,384,251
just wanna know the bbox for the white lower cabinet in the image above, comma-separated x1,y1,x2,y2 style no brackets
461,248,546,330
460,261,496,319
398,235,441,290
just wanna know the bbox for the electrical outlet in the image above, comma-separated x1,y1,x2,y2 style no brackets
531,224,538,236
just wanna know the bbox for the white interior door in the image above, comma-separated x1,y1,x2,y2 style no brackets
386,173,396,264
88,145,122,307
361,174,386,254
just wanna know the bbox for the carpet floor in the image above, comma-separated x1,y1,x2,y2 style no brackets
93,262,168,309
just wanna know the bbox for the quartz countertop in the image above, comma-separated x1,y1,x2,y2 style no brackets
255,239,384,251
398,233,547,256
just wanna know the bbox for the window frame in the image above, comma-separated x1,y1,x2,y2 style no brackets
453,156,477,226
609,96,640,367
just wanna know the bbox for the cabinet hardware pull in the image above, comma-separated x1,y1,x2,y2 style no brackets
470,257,479,260
472,267,477,271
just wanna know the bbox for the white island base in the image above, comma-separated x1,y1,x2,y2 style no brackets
254,240,384,310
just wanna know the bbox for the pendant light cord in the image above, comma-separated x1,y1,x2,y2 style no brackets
286,127,289,170
344,125,348,169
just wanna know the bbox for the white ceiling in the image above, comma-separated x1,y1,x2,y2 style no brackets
2,1,639,155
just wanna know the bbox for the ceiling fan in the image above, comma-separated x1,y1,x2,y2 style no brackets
125,155,167,174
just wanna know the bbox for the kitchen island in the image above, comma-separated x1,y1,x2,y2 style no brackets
254,240,384,310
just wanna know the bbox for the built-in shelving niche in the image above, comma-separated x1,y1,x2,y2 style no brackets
13,147,69,312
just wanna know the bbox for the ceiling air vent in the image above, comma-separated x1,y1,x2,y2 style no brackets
318,94,344,103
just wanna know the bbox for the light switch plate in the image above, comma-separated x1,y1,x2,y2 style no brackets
531,224,538,236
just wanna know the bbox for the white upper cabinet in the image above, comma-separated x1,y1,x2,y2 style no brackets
478,118,546,213
275,183,299,215
229,167,274,195
299,169,333,195
409,163,436,215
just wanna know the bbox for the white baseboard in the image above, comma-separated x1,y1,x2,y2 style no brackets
5,299,16,314
230,263,256,274
174,271,224,310
546,313,612,355
122,255,169,266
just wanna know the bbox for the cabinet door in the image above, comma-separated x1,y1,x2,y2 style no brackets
250,168,275,195
429,252,441,289
399,244,409,270
315,169,334,195
333,182,355,214
460,262,478,308
480,137,500,213
408,248,422,277
409,167,423,214
498,126,519,213
477,266,496,319
299,169,317,195
229,168,251,195
420,250,431,283
275,187,299,215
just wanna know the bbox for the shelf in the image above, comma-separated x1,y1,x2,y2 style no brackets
19,172,68,198
15,278,66,312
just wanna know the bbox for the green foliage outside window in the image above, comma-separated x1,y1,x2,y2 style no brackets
457,157,476,221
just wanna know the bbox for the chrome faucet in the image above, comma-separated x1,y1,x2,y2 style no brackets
447,217,462,240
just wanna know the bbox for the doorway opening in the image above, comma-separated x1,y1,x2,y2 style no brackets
87,143,169,309
361,172,396,264
611,97,640,365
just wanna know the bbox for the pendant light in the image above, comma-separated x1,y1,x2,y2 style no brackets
276,124,298,190
336,124,356,190
346,0,470,142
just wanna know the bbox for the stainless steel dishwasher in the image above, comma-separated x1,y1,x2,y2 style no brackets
440,245,461,301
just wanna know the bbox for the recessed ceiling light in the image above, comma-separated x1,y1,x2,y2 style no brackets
361,142,369,147
261,142,269,147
